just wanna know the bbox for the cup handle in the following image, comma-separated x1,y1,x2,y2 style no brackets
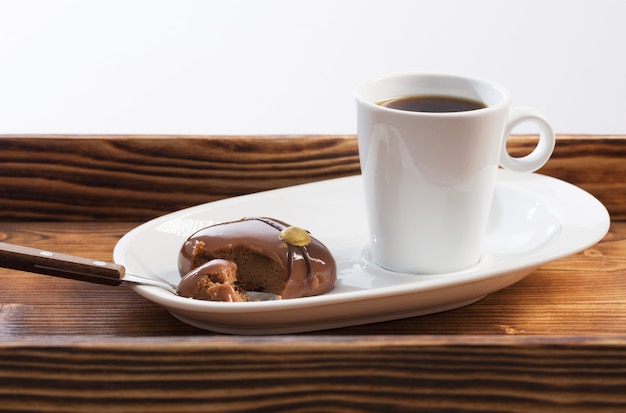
500,107,555,173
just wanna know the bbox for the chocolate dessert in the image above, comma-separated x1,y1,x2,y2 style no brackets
178,259,247,302
178,217,336,301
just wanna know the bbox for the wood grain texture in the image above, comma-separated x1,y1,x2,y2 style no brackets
0,221,623,339
0,134,625,411
0,222,626,412
1,337,625,412
0,135,359,221
1,134,624,221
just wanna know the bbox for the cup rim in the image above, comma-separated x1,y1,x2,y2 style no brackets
354,72,511,117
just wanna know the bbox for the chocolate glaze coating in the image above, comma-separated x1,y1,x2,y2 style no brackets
178,217,336,299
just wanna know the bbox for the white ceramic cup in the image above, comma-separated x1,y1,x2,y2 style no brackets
355,73,555,274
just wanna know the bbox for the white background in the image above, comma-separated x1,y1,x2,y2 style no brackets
1,0,625,135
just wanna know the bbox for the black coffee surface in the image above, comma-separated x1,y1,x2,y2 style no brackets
378,95,487,113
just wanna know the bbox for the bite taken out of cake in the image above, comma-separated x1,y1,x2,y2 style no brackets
178,217,336,302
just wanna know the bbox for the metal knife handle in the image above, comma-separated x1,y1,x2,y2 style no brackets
0,242,124,286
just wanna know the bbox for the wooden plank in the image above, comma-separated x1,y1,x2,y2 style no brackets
1,337,625,412
0,135,359,221
1,134,624,221
0,221,624,338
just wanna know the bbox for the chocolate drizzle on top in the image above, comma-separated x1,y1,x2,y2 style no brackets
254,217,314,281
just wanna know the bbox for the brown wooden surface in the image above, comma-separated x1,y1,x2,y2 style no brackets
0,134,625,412
0,135,360,221
1,134,625,221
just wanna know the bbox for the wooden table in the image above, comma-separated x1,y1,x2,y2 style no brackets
0,134,625,412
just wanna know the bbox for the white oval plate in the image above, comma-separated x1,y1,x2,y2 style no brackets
113,170,610,334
